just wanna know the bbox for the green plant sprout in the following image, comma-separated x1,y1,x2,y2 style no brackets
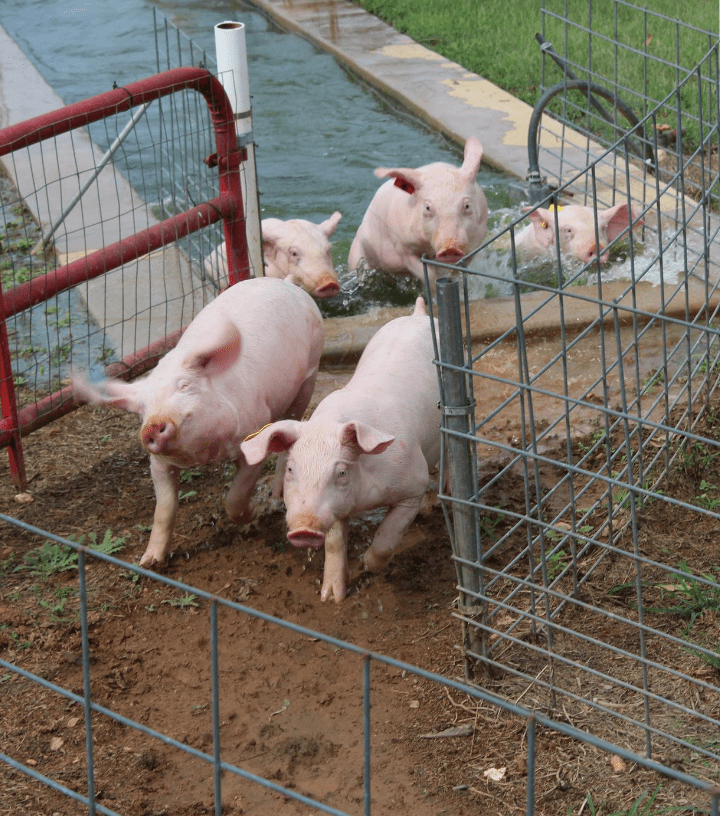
14,530,127,577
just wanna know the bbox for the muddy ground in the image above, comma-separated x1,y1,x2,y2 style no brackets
2,388,720,816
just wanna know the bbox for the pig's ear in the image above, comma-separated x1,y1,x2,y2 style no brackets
71,371,145,415
241,420,302,465
261,218,284,261
320,211,342,237
340,421,395,455
184,321,242,377
375,167,420,196
523,208,556,248
601,202,643,243
461,138,484,177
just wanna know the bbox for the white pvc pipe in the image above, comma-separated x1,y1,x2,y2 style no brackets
214,21,264,279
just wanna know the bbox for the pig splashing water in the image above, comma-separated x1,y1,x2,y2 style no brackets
72,277,325,567
241,296,441,602
514,201,644,265
204,212,342,299
348,138,488,290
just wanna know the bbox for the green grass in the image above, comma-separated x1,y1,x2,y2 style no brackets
352,1,718,149
353,1,717,106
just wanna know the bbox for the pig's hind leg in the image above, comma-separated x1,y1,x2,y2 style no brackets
225,457,265,524
363,493,424,573
284,371,319,422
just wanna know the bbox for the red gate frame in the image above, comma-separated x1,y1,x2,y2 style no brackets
0,67,250,489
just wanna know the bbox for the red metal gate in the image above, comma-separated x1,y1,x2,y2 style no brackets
0,67,250,489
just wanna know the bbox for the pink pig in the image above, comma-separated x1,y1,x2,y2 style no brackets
205,212,342,298
73,277,325,567
348,138,488,287
241,297,440,602
514,202,643,264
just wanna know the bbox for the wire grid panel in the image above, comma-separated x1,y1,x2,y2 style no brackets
531,1,720,291
427,6,720,778
0,9,252,410
431,247,720,773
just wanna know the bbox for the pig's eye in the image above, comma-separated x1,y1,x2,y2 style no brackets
423,201,433,217
463,200,472,215
177,379,191,391
289,247,300,260
335,463,350,483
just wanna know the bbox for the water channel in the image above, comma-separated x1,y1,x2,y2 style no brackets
2,0,516,315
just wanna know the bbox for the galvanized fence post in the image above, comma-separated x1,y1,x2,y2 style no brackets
435,277,483,668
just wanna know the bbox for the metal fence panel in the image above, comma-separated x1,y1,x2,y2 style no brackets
428,0,720,785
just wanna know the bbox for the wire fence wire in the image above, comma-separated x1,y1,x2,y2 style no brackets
427,0,720,790
3,512,720,816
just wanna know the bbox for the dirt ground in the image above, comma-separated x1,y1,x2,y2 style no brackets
3,166,720,816
2,384,720,816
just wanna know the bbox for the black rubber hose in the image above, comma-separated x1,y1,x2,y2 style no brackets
527,78,656,187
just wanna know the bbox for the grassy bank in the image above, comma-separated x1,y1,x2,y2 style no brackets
350,0,718,109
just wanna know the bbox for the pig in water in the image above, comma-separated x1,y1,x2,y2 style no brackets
72,277,325,568
241,297,440,602
205,212,342,298
348,138,488,288
514,201,643,265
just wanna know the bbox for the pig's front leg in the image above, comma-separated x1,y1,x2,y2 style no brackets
363,494,424,573
140,457,180,567
225,457,265,524
321,520,350,603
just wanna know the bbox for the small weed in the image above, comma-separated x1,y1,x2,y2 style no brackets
180,469,202,484
679,440,718,473
15,540,78,578
567,785,661,815
178,490,197,502
644,560,720,626
545,548,569,581
35,586,77,622
478,508,505,542
695,479,720,511
642,368,665,390
161,594,198,609
14,529,127,577
682,639,720,672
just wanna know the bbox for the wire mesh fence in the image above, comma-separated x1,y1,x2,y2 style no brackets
428,0,720,790
3,511,720,815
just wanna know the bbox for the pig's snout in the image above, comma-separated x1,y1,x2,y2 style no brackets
141,418,177,454
287,528,326,549
313,274,341,299
583,243,608,265
435,246,465,265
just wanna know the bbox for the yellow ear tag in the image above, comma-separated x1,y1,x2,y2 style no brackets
243,422,273,442
541,204,564,229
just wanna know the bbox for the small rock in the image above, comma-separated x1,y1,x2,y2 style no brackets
610,754,626,772
14,492,34,504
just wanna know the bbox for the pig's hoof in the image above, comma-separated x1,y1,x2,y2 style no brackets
138,549,168,569
320,581,347,603
229,504,258,525
362,550,392,573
